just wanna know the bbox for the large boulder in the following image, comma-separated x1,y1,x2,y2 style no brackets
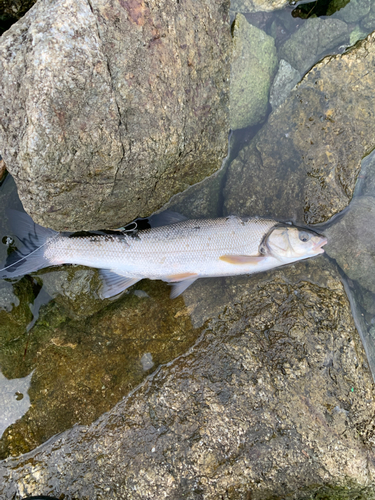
1,258,375,498
0,0,230,231
224,31,375,224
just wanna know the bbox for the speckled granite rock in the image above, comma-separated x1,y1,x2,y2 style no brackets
0,0,230,231
224,31,375,224
230,0,288,13
230,14,277,130
1,258,375,499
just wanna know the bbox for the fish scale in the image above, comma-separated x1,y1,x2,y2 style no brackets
0,211,327,299
44,216,278,272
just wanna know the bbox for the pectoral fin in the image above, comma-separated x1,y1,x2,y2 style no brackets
99,270,140,299
219,255,264,265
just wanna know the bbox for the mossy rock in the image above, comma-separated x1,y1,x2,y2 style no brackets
230,14,277,130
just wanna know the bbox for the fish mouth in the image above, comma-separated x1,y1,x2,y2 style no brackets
314,237,328,254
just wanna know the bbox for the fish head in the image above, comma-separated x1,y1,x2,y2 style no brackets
265,226,327,260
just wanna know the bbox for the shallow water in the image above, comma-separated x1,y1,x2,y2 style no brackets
0,0,375,463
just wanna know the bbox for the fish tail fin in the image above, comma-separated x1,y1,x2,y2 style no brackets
0,210,58,279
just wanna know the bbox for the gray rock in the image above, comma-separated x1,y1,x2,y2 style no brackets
350,26,369,45
0,281,19,313
0,0,230,231
1,258,375,498
279,17,349,75
39,267,107,320
324,196,375,294
354,147,375,198
230,0,289,13
162,162,226,219
270,59,300,109
224,32,375,225
361,2,375,30
230,14,277,130
328,0,370,23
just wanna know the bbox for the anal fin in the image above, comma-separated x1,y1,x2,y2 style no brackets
164,272,199,299
170,277,198,299
99,269,140,299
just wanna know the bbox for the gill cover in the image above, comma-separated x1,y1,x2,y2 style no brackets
265,225,327,260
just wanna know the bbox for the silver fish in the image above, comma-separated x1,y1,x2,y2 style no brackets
0,212,327,299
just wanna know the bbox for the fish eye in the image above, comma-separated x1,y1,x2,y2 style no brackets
298,231,311,243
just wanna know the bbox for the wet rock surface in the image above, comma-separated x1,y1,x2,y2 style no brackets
224,31,375,224
230,14,277,130
1,259,375,499
328,0,370,23
278,17,349,75
324,196,375,294
0,0,230,231
230,0,289,14
39,266,107,320
269,59,300,109
0,279,203,460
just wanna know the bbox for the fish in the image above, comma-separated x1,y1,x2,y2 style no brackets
0,211,327,299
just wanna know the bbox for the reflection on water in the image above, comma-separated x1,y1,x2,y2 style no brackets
323,149,375,382
0,0,375,460
0,369,32,439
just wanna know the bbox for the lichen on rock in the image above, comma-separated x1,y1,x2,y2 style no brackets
0,0,231,231
230,13,277,130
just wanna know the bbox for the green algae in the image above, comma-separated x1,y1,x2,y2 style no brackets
0,278,203,459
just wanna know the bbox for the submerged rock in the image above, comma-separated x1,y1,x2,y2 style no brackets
1,258,375,498
324,196,375,295
39,267,106,320
361,1,375,30
269,59,300,109
0,279,203,459
0,0,230,231
328,0,370,23
224,31,375,224
230,14,277,130
350,26,369,45
278,17,349,75
0,279,34,345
